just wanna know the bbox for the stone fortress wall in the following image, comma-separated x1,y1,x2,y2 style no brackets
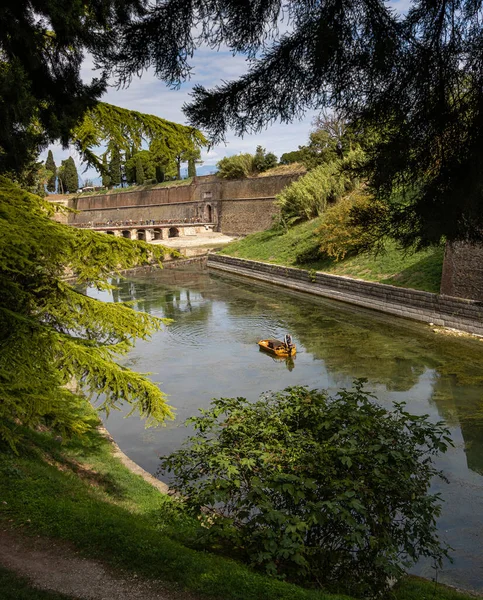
50,173,483,302
64,173,300,235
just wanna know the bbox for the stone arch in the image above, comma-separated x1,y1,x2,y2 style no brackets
168,227,179,238
105,230,115,235
153,229,162,240
121,230,131,239
137,230,146,241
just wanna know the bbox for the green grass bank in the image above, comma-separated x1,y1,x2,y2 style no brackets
219,219,444,294
0,421,478,600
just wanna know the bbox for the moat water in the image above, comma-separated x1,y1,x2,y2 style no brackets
92,265,483,592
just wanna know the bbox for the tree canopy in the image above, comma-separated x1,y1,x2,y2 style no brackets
45,151,56,193
91,0,483,247
72,102,207,174
6,1,483,245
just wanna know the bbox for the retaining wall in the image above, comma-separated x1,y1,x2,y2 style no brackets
208,254,483,336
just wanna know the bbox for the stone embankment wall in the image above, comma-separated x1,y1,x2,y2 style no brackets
440,241,483,302
65,173,301,234
208,254,483,336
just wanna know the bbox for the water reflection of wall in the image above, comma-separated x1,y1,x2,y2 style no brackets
110,272,212,324
432,379,483,476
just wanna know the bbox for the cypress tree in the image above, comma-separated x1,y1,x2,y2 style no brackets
45,150,57,193
102,154,111,188
62,157,79,193
109,147,121,187
188,158,196,178
135,156,145,184
155,165,165,183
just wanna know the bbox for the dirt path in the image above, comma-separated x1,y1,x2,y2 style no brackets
0,528,198,600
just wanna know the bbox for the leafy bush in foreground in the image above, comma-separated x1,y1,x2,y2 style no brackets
161,382,451,598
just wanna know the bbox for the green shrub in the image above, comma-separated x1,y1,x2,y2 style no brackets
161,382,451,598
275,149,364,226
217,154,256,178
317,192,387,261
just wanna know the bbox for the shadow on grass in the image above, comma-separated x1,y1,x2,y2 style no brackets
380,253,443,293
0,566,72,600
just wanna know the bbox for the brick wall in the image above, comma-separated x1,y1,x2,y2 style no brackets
208,254,483,336
440,241,483,301
75,183,194,211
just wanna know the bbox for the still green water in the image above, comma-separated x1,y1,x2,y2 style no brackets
94,265,483,592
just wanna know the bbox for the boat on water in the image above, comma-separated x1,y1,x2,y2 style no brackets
258,335,296,357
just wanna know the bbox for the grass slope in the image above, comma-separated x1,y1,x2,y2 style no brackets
0,424,477,600
220,220,444,293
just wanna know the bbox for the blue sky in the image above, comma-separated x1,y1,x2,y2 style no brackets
42,46,317,183
42,0,411,184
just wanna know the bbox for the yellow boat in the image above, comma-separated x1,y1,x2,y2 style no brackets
258,338,296,357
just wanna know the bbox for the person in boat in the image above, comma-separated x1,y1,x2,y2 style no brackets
284,334,294,354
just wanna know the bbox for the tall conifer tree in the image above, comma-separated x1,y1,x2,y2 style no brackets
60,157,79,193
135,156,145,185
109,147,121,187
45,150,57,193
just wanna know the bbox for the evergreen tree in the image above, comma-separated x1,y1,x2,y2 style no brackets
102,154,111,188
0,178,174,450
155,165,165,183
109,147,122,187
59,157,79,193
187,158,196,178
253,146,277,173
135,156,145,185
45,150,57,193
72,103,207,177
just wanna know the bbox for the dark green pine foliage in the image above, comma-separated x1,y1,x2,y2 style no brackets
0,178,174,450
135,156,145,184
102,154,111,188
109,147,122,187
45,150,56,193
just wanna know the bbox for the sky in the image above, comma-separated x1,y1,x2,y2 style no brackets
41,0,411,185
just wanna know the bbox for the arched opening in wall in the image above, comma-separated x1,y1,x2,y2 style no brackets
206,204,212,222
121,230,131,238
168,227,179,238
137,230,146,241
153,229,162,240
105,231,115,235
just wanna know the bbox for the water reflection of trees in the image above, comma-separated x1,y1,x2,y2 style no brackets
213,271,483,477
109,267,483,477
110,274,211,323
